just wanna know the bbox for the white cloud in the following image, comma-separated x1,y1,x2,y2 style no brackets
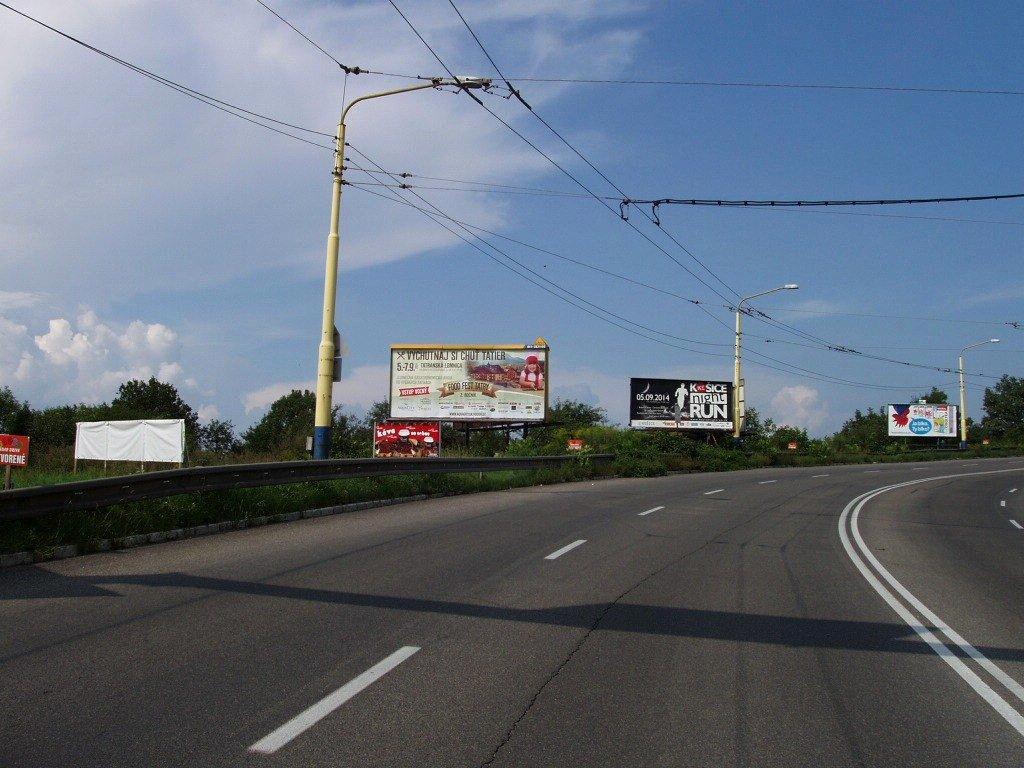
0,1,645,295
2,307,192,405
196,404,221,422
961,283,1024,308
769,385,828,431
0,290,45,311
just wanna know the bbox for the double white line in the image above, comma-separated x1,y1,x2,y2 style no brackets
838,469,1024,738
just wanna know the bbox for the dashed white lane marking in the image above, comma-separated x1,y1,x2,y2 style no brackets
704,488,725,495
758,480,778,485
864,469,882,473
545,539,587,560
249,646,420,754
1011,488,1019,494
638,506,664,517
1002,500,1008,508
1011,520,1023,530
812,474,830,478
839,468,1024,739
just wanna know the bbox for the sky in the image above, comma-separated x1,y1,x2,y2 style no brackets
1,0,1022,435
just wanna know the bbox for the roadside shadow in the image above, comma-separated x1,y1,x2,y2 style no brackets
64,571,1024,664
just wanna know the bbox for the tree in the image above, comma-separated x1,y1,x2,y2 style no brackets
918,387,949,404
548,398,606,428
109,378,199,445
0,386,31,434
198,419,240,454
243,390,316,453
832,407,889,453
365,400,391,427
242,389,367,456
982,375,1024,441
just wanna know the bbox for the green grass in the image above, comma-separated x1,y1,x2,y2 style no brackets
0,459,607,556
3,445,1020,558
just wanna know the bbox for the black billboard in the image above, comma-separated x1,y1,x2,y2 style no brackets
629,378,733,430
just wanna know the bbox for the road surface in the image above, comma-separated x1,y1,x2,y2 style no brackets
2,457,1023,766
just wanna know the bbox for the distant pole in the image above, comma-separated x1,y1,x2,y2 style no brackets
958,353,967,450
733,284,799,439
3,465,10,491
958,338,1000,449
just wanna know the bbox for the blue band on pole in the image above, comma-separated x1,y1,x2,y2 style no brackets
313,426,331,460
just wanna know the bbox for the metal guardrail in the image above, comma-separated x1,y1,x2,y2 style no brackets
0,454,613,522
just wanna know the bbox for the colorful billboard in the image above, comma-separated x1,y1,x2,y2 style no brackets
373,422,441,458
390,344,548,422
630,378,733,430
887,404,958,437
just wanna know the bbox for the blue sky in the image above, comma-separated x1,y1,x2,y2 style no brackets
1,0,1021,434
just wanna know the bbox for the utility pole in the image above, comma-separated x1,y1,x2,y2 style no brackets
312,76,492,459
733,284,799,440
958,338,999,449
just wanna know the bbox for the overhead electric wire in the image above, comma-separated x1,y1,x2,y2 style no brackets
502,76,1024,98
754,306,1022,329
341,177,721,318
387,0,742,316
0,1,336,150
345,146,961,393
630,192,1024,209
350,181,941,392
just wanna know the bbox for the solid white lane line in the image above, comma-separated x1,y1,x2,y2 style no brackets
704,488,725,495
759,480,778,485
249,646,420,754
812,473,830,478
838,469,1024,739
1011,520,1023,530
638,506,664,517
545,539,586,560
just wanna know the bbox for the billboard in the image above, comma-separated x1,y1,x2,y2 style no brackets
887,404,957,437
373,422,441,458
630,378,733,430
74,420,185,463
0,434,30,467
390,344,548,422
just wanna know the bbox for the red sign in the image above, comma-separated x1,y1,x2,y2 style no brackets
0,434,30,467
983,437,991,446
787,441,799,451
567,439,585,451
373,422,440,458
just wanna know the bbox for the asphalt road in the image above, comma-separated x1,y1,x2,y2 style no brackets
3,457,1024,767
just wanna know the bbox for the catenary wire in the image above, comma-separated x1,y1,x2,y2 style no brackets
349,181,943,392
502,76,1024,98
387,0,742,314
345,147,968,392
0,1,337,150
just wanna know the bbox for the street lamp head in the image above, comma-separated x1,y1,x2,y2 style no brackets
784,284,799,290
450,76,492,89
991,338,1001,343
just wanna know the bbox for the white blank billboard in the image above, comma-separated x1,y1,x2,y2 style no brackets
74,420,185,463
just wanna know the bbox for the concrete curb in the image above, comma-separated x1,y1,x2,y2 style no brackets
0,493,433,570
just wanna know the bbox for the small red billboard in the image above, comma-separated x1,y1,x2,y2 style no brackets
373,422,440,458
0,434,30,467
567,439,585,451
787,441,799,451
